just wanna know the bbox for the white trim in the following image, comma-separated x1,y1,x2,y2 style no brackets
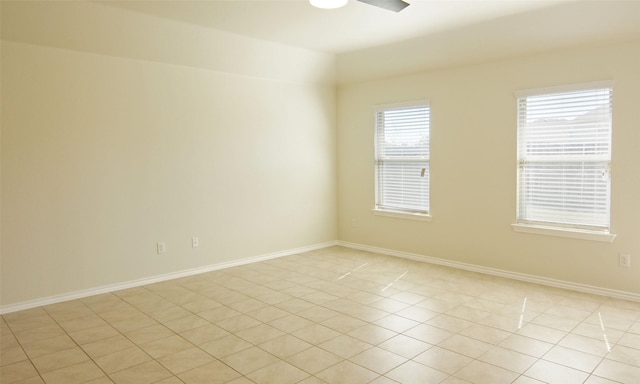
372,208,431,222
5,239,636,314
338,241,639,303
0,241,338,315
511,223,616,243
373,99,430,111
514,80,614,97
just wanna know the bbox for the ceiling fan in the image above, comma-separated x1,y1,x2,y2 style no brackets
357,0,410,12
310,0,410,12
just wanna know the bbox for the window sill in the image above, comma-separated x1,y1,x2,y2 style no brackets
372,209,431,222
511,223,615,243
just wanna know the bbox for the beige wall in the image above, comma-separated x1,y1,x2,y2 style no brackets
2,1,639,309
337,40,640,294
1,3,337,307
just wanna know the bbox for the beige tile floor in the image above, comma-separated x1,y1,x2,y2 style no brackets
1,246,639,384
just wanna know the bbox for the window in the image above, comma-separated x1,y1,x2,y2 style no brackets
374,101,430,219
515,81,614,240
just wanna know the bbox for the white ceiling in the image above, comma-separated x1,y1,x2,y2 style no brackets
96,0,594,54
96,0,640,83
0,0,621,85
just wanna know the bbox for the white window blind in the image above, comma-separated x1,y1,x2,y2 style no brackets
375,102,430,215
516,82,613,230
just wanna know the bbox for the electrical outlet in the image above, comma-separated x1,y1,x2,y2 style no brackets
351,218,357,228
619,253,631,268
157,242,167,254
192,237,199,248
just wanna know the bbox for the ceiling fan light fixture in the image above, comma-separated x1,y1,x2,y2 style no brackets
310,0,348,9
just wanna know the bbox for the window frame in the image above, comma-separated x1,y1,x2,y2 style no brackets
372,100,431,221
513,81,615,242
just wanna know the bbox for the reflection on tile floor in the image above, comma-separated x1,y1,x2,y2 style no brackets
1,246,639,383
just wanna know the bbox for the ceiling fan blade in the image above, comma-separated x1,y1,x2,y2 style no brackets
357,0,410,12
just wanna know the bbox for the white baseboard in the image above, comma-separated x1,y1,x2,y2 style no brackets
338,241,640,303
0,241,339,315
4,239,636,314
